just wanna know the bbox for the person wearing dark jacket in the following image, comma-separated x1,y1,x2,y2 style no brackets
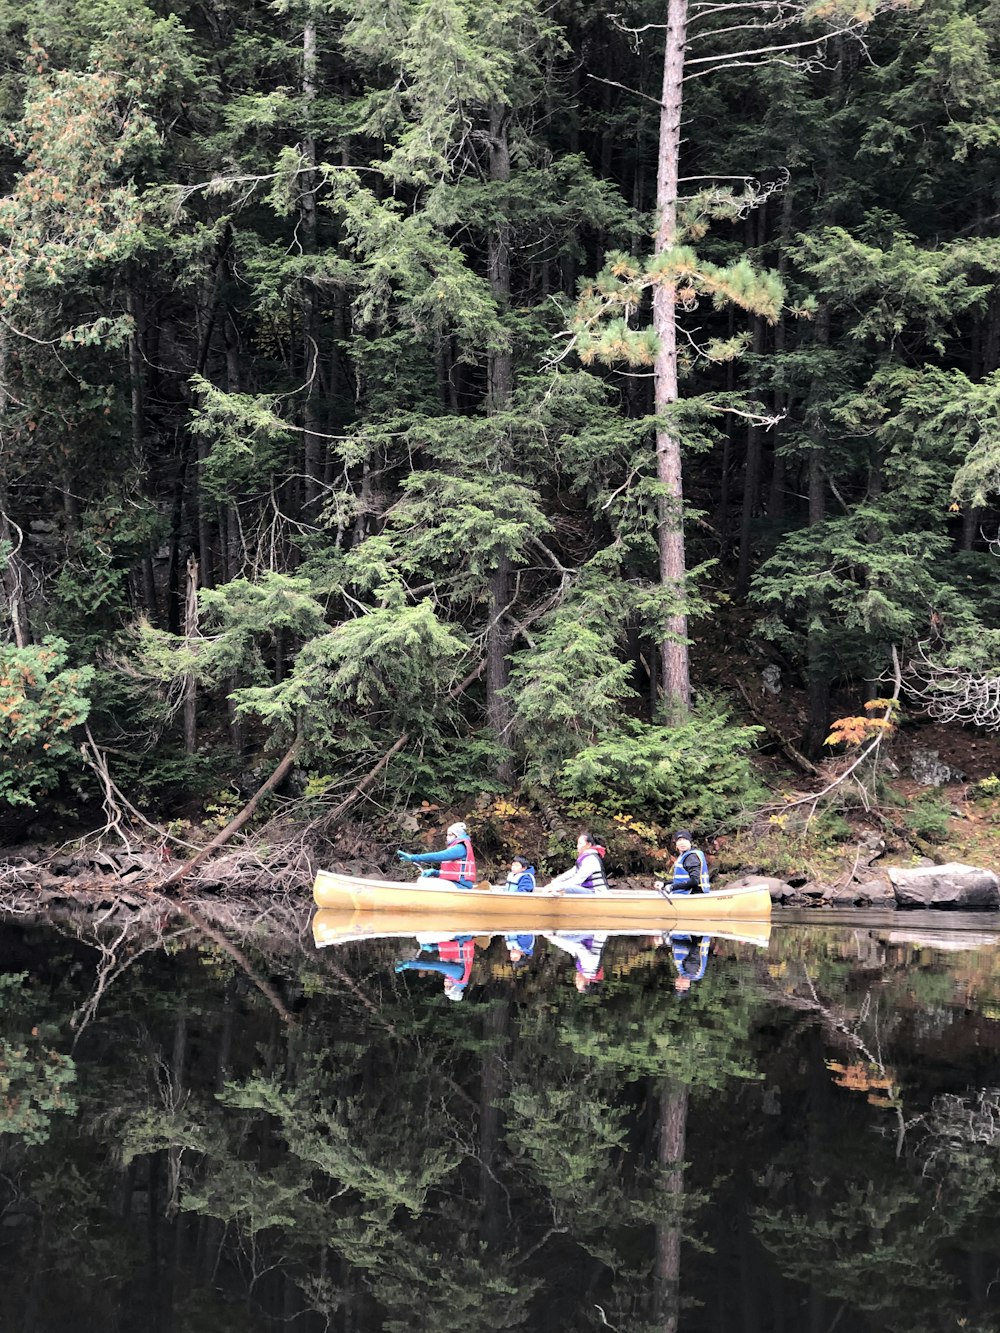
669,830,711,894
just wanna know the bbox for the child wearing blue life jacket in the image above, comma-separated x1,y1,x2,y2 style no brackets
504,855,536,893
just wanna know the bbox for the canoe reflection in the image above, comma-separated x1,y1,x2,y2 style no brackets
313,911,770,1000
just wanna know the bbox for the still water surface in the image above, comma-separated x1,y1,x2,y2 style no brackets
2,907,1000,1332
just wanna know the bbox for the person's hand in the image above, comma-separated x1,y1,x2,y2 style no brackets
393,962,407,972
419,869,435,878
397,849,414,862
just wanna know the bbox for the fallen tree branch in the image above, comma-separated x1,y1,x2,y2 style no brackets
321,731,412,826
159,739,300,891
735,679,819,776
759,647,903,824
81,724,200,851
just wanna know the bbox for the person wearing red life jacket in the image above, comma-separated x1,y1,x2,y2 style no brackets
397,821,477,889
544,831,610,895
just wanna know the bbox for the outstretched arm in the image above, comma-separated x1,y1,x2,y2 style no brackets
401,842,465,866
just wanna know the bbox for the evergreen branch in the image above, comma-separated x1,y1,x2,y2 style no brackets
166,163,377,210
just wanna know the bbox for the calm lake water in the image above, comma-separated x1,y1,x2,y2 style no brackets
2,906,1000,1332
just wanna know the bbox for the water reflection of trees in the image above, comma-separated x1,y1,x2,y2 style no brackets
0,918,1000,1329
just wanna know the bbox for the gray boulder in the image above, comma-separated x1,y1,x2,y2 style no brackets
850,877,895,906
910,748,965,786
888,863,1000,910
723,875,794,902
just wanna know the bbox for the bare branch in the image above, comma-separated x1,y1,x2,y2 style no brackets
906,640,1000,731
585,73,666,109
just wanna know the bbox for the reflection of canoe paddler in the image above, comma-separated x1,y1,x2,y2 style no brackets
394,934,477,1001
545,931,608,992
667,933,713,997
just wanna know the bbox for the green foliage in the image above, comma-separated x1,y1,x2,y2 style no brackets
556,706,764,827
572,246,785,369
814,809,853,843
233,598,470,759
904,792,952,844
508,600,638,785
189,377,290,500
0,638,93,808
752,507,974,681
0,975,76,1145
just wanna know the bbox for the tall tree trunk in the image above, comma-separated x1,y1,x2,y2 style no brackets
736,313,766,598
767,185,795,522
127,276,161,619
0,483,30,648
301,7,323,517
183,555,199,755
486,101,515,782
0,328,31,647
653,0,691,717
803,309,830,758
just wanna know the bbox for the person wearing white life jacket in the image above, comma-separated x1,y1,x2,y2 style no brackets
544,831,610,895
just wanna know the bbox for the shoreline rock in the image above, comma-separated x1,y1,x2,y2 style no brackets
887,863,1000,910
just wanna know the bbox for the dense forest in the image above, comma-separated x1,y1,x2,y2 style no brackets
1,0,999,850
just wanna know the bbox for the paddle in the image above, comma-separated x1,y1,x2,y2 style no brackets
655,879,674,902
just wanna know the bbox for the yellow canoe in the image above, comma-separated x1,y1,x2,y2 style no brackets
312,909,772,950
312,871,772,927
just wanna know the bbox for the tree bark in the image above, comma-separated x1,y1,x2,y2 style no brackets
301,6,323,517
653,0,691,717
767,184,795,522
736,309,766,599
486,101,515,782
803,350,830,758
182,554,199,756
0,328,31,648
